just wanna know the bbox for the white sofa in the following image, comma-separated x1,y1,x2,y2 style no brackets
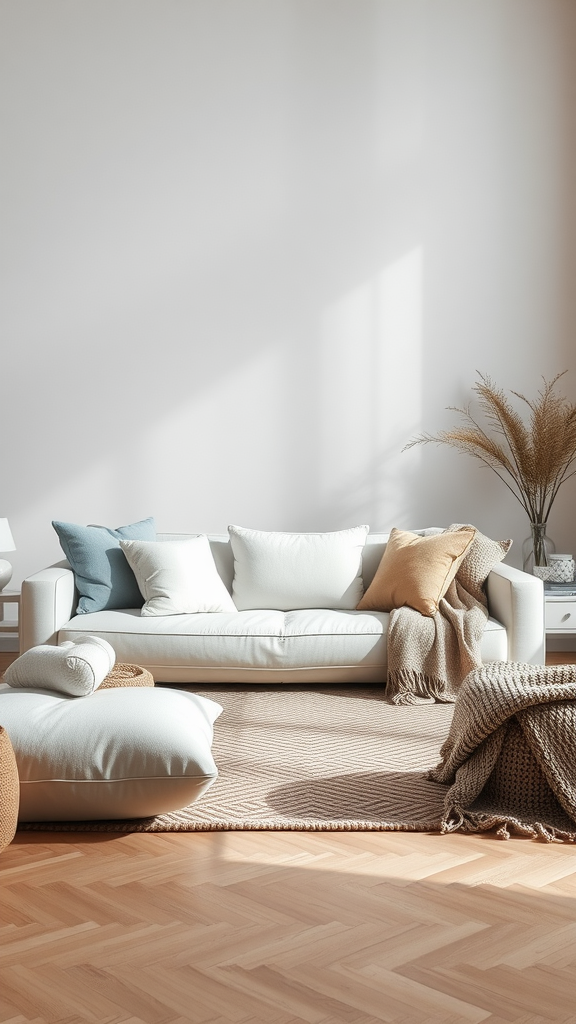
20,529,546,683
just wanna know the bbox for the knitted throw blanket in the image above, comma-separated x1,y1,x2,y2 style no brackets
386,527,509,705
386,580,486,704
429,661,576,842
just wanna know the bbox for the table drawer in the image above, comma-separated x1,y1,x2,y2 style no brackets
545,601,576,631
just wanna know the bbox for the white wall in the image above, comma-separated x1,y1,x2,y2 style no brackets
2,0,576,586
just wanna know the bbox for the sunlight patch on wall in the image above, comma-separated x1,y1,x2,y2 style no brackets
320,247,423,529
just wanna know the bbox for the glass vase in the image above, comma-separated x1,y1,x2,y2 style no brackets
522,522,556,573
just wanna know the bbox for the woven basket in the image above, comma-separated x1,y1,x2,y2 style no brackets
0,726,19,851
100,664,155,689
533,560,575,583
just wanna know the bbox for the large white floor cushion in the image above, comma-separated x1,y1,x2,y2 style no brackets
0,683,222,822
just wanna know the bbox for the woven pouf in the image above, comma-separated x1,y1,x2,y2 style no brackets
0,726,19,850
100,664,155,689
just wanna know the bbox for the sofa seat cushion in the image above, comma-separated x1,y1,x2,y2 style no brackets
57,608,508,685
60,608,388,683
480,617,508,662
58,606,387,679
0,683,221,821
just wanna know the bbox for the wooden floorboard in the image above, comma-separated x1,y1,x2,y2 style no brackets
1,651,576,1022
2,830,576,1023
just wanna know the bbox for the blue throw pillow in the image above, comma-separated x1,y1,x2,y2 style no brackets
52,517,156,614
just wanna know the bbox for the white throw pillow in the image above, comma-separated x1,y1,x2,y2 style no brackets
228,524,369,611
120,536,237,615
4,636,116,696
0,683,221,821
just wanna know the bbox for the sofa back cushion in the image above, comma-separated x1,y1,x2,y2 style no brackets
153,529,444,606
228,524,369,611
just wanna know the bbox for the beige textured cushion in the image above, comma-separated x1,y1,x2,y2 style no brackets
448,524,512,602
357,526,476,617
0,726,19,850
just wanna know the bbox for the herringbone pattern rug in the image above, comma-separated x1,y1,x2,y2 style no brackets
19,686,453,833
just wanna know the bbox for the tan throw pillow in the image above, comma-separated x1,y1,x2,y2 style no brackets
357,526,476,617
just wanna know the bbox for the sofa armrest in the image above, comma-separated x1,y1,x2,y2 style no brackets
486,562,545,665
20,565,76,654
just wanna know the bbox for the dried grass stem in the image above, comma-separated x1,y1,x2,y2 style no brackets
405,372,576,525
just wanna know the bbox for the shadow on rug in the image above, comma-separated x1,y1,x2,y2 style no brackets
267,770,446,826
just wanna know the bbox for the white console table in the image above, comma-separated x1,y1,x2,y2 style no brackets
0,590,20,638
545,594,576,652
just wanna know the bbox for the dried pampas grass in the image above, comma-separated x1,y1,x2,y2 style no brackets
405,372,576,526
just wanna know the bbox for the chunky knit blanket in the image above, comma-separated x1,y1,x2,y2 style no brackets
386,527,510,704
429,661,576,841
386,581,485,704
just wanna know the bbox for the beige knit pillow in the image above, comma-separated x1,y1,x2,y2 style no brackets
357,526,476,617
448,524,512,603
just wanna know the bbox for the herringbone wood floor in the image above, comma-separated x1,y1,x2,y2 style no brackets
2,651,576,1023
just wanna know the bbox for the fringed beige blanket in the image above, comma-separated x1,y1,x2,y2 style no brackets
429,661,576,842
386,527,509,704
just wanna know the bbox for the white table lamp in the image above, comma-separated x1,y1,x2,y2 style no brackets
0,518,16,591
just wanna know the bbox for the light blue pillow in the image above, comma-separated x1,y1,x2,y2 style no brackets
52,517,156,614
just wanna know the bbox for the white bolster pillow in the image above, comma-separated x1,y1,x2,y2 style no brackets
4,636,116,696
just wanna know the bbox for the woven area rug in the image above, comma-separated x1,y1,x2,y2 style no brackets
18,686,453,833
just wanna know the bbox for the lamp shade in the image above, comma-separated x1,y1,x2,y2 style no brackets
0,519,15,553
